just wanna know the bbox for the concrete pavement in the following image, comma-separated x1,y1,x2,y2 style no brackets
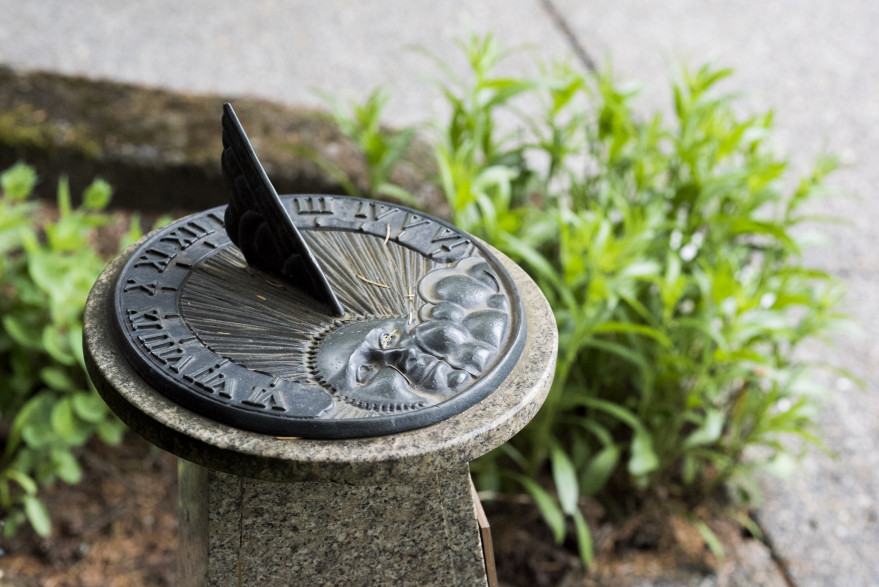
2,2,877,585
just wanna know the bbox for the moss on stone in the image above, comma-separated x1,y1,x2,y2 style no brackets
0,104,101,157
0,66,442,214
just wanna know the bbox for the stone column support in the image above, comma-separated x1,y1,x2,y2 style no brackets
85,245,556,586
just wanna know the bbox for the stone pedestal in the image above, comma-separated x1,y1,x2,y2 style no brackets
178,463,487,585
84,245,556,586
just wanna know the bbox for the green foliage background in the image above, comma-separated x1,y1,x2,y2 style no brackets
318,36,852,565
0,164,134,537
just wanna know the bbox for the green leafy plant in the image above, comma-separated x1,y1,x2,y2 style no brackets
323,35,852,568
0,163,132,537
295,88,418,205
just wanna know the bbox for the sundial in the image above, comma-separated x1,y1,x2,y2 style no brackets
107,103,526,439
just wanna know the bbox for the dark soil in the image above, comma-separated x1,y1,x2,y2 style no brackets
1,434,178,586
0,433,784,586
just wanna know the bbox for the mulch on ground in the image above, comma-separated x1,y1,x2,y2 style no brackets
0,432,783,586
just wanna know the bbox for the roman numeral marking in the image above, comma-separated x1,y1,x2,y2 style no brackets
206,211,226,227
402,212,430,230
430,226,466,243
137,332,193,373
159,220,212,250
133,247,175,272
127,307,168,331
429,226,470,256
184,360,232,398
123,278,177,296
124,278,158,296
242,378,288,411
396,212,431,239
295,196,333,215
355,201,399,221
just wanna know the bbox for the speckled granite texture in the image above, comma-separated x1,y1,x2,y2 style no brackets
86,232,556,586
180,464,488,586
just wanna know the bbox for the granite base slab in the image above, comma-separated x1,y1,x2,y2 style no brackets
179,460,488,586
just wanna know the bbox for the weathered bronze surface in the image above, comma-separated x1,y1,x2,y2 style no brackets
107,105,526,438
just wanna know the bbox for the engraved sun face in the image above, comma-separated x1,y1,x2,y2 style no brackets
315,318,470,410
313,257,511,412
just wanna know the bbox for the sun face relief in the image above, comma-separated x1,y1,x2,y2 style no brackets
107,105,526,438
314,256,512,410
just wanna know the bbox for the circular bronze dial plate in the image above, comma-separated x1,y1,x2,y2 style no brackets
110,195,526,438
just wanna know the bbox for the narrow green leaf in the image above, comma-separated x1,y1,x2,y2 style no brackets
576,419,614,447
42,326,75,365
474,459,501,493
499,233,556,282
579,338,651,376
683,409,725,448
497,442,529,471
375,183,417,206
6,470,37,495
575,397,644,432
581,445,620,496
56,175,72,217
628,430,660,477
682,454,698,485
691,518,725,561
619,260,660,278
52,449,83,484
572,509,594,569
286,144,362,198
5,395,44,457
23,495,52,537
591,321,672,347
40,366,77,391
119,213,143,249
152,215,174,230
551,446,580,515
735,511,764,541
2,315,42,348
68,325,87,370
512,474,566,544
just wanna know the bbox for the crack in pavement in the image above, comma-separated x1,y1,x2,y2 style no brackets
536,0,597,72
751,511,799,587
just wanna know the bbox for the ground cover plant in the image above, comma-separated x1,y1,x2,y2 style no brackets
0,163,136,538
318,35,850,566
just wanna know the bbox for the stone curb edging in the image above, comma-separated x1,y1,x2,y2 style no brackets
0,65,444,215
